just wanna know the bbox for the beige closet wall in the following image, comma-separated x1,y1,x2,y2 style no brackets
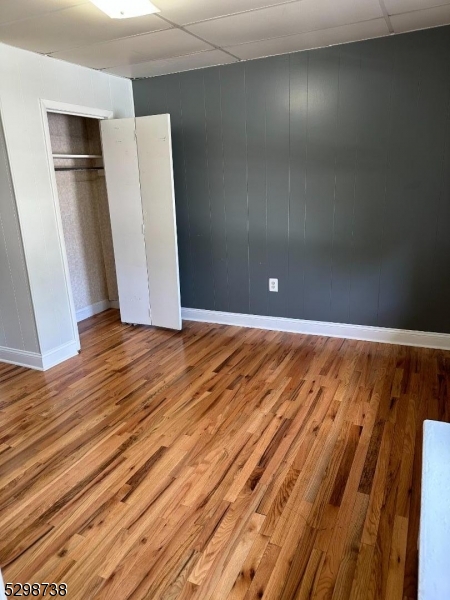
96,177,119,304
49,113,118,314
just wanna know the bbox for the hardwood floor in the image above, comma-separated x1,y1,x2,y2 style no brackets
0,310,448,599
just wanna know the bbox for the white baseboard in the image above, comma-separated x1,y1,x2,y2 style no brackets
0,345,44,370
41,341,79,370
0,343,78,372
181,308,450,350
1,341,80,372
0,301,121,372
76,299,112,322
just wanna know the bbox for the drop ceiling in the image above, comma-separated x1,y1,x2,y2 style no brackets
0,0,449,78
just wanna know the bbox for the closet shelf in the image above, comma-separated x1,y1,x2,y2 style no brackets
55,167,104,172
52,154,103,159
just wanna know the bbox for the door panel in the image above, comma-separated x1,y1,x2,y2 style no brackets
100,118,151,325
136,115,182,330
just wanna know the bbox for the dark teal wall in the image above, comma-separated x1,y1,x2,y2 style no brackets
133,26,450,333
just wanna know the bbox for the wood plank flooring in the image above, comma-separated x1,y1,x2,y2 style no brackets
0,310,448,599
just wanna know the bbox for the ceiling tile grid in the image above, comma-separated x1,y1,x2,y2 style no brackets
0,0,449,78
51,28,214,69
0,3,168,54
389,3,450,31
185,0,385,48
106,49,238,78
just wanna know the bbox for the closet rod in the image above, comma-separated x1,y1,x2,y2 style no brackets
54,167,104,172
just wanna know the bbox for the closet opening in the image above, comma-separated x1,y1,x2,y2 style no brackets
46,111,119,347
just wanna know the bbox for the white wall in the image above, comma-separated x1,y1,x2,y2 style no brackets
0,43,134,369
0,97,40,365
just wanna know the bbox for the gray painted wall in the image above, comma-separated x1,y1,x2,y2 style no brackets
0,116,39,353
133,26,450,334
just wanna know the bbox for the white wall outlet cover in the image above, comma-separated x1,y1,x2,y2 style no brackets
269,278,278,292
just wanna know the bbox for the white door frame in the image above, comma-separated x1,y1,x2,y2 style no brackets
39,99,113,350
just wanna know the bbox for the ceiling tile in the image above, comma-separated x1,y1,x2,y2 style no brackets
0,0,86,25
50,43,143,71
384,0,450,15
50,29,213,70
390,4,450,30
226,18,390,60
153,0,304,26
185,0,383,47
0,3,169,54
104,49,237,78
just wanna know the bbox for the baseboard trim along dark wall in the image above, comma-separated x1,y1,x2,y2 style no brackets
133,26,450,335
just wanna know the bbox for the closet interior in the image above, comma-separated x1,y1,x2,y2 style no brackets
48,112,118,331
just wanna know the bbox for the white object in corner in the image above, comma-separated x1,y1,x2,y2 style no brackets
181,308,450,350
419,420,450,599
135,115,181,331
101,115,181,331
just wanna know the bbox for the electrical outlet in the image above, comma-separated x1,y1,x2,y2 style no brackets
269,278,278,292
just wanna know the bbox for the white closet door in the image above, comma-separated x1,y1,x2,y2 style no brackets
135,115,181,330
100,118,151,325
